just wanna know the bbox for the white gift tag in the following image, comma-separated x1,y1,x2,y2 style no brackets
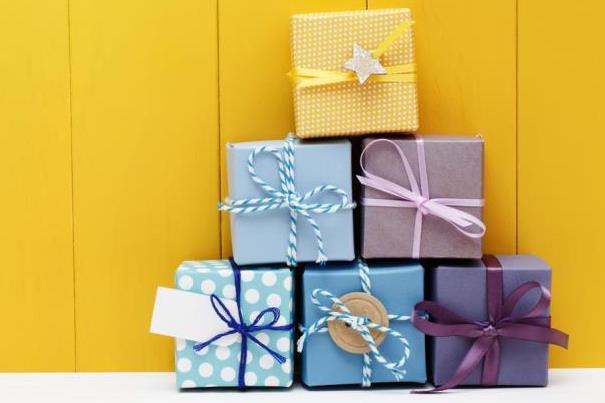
150,287,240,347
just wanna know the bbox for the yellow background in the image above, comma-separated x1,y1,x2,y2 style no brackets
0,0,602,371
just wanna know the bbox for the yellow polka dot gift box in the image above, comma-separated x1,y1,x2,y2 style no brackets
289,8,418,138
150,260,294,389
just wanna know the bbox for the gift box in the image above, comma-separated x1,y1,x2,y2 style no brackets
299,260,426,387
290,8,418,138
358,135,485,259
151,260,294,389
414,255,568,390
222,136,355,266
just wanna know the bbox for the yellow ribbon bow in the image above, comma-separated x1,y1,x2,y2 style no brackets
288,20,416,89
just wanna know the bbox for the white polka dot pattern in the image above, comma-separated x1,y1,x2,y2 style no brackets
198,362,213,378
175,338,187,352
245,371,257,385
177,275,193,291
200,279,216,294
245,288,260,304
180,379,196,388
176,358,192,373
174,260,293,388
276,337,291,353
264,376,279,386
220,367,236,382
255,333,270,346
291,8,418,138
215,346,231,361
222,284,236,299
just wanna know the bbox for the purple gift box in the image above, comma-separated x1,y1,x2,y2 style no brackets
357,135,485,259
414,255,568,391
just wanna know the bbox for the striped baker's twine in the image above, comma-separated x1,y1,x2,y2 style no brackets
218,135,355,266
297,259,412,387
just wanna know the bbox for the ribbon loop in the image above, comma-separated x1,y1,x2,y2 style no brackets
193,260,294,389
500,281,551,321
411,255,569,393
248,307,281,329
218,135,355,266
298,259,412,387
358,137,486,258
209,294,238,328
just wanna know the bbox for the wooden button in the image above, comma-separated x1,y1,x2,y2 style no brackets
327,292,389,354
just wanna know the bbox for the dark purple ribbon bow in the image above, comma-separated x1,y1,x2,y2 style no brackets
193,259,293,390
412,255,569,393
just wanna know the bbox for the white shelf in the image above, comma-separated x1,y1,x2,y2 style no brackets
0,369,601,403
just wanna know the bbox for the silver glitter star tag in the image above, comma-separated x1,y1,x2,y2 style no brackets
342,43,386,85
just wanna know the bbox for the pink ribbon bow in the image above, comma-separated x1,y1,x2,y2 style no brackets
357,137,486,258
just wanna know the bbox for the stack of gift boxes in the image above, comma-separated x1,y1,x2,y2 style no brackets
151,8,568,393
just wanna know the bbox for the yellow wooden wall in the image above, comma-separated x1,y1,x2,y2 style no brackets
517,0,605,367
0,0,602,370
0,0,74,371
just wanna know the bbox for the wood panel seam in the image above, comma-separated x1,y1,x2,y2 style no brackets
515,0,519,255
217,0,222,260
67,0,77,372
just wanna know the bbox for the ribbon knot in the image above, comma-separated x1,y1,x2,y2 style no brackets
412,255,569,393
346,315,369,331
284,191,302,210
193,260,293,390
218,135,355,266
481,323,499,337
357,137,486,258
416,196,430,215
298,260,412,387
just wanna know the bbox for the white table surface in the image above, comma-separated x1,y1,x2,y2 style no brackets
0,369,602,403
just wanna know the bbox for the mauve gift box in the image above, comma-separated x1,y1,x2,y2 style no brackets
430,255,552,386
359,135,484,259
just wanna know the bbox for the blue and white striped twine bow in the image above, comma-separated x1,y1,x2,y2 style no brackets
218,135,355,266
297,260,412,387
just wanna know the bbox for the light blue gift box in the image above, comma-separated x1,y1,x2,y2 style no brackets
174,260,294,389
226,138,355,266
300,261,427,387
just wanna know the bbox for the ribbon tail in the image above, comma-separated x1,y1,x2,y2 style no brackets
482,337,500,386
412,209,422,258
426,201,486,238
412,301,483,337
192,329,238,352
238,335,248,390
498,323,569,348
248,334,287,364
415,336,495,393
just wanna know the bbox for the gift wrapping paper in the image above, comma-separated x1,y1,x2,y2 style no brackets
359,135,484,259
226,138,355,265
430,255,552,386
174,260,293,388
291,8,418,138
300,261,426,386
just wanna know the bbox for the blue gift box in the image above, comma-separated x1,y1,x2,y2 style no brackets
300,260,427,386
174,260,294,389
225,137,355,266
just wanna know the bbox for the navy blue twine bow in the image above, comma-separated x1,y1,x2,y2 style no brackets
192,259,293,390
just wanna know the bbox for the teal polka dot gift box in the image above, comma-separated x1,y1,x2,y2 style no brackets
151,259,294,389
